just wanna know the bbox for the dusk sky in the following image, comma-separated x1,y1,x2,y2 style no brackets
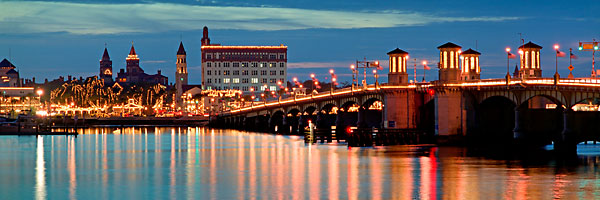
0,0,599,84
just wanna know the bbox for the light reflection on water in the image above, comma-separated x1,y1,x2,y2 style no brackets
0,127,599,199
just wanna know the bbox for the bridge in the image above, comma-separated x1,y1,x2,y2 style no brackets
211,42,600,154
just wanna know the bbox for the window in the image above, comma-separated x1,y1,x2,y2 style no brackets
242,70,248,75
233,71,239,75
270,86,277,91
262,63,267,68
242,62,248,67
207,86,212,90
224,86,229,90
224,63,230,67
251,78,258,83
207,70,211,75
261,85,267,91
261,70,267,75
242,78,249,83
207,79,212,83
252,62,258,68
207,54,212,59
242,86,248,91
252,71,258,75
224,70,230,75
279,63,284,68
270,79,276,83
233,78,239,83
233,63,239,67
270,71,276,75
223,78,230,84
270,63,276,68
270,55,276,59
279,71,285,75
279,78,284,83
218,70,221,75
261,78,267,83
279,54,284,59
207,63,212,68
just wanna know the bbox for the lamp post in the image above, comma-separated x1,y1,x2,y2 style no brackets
422,60,428,82
310,73,315,92
350,64,357,89
372,69,379,87
505,47,512,85
554,44,560,78
329,69,336,92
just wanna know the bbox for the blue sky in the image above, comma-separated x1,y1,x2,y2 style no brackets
0,0,599,84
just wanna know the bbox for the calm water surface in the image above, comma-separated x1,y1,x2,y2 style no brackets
1,127,599,199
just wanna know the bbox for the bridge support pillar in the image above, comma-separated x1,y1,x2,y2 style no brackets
513,108,526,142
384,91,419,129
556,109,576,155
435,90,465,142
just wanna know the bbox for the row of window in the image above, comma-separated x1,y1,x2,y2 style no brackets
206,62,285,68
206,70,285,76
205,53,285,60
207,78,285,84
206,85,279,92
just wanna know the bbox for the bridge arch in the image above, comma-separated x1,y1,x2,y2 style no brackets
269,110,286,133
474,95,517,144
359,97,383,128
518,92,565,109
285,108,302,134
568,92,600,109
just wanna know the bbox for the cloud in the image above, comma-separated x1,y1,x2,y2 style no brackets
0,1,519,35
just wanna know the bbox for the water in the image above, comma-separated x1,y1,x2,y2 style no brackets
1,127,600,199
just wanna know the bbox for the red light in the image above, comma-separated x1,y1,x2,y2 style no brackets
428,89,435,96
346,126,353,134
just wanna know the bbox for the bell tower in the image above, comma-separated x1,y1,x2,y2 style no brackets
518,41,543,78
460,48,481,80
437,42,462,82
201,26,211,46
99,47,113,84
175,42,188,108
387,48,409,84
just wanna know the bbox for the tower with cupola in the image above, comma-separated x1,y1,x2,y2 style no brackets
387,48,409,84
518,41,543,78
438,42,462,82
99,47,113,84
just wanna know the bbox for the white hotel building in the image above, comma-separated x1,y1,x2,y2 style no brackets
200,27,287,93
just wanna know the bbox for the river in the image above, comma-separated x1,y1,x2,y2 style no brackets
0,127,599,199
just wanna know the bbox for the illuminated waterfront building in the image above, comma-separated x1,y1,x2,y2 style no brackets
99,48,113,84
0,59,20,87
200,26,288,93
116,44,168,85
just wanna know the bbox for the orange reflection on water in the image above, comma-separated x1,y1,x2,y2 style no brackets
67,136,77,199
347,149,359,200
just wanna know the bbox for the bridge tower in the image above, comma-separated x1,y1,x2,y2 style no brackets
387,48,409,84
460,48,481,80
518,41,543,78
438,42,462,82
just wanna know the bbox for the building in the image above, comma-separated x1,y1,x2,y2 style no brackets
175,42,188,107
200,26,288,93
0,59,20,87
99,47,113,84
116,44,168,85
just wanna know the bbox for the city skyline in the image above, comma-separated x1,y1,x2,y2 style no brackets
0,0,599,84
